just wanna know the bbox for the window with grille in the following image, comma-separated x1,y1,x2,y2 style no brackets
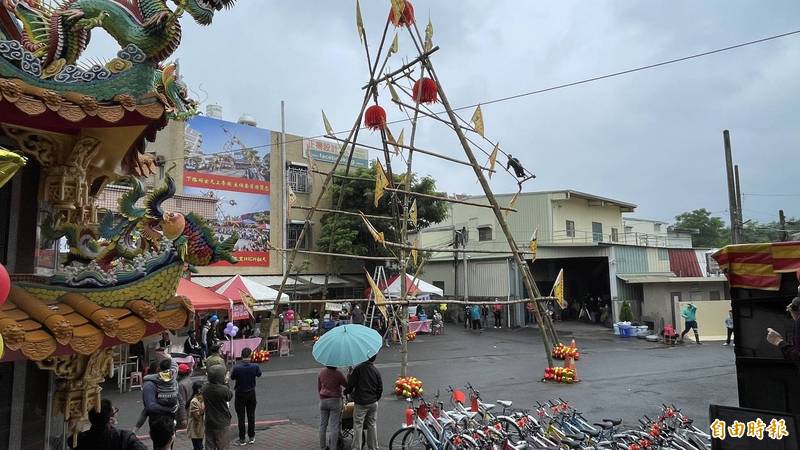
287,165,311,193
478,226,492,241
611,228,619,242
592,222,603,242
566,220,575,237
287,223,310,249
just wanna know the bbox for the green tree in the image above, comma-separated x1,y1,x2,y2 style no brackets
673,209,730,248
316,166,448,262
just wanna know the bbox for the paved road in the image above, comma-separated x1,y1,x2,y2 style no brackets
108,322,737,447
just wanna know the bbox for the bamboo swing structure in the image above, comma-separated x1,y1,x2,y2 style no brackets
274,1,558,370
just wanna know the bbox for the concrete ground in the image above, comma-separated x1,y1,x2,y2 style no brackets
107,321,737,448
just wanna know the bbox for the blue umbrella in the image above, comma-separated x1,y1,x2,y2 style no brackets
312,324,382,367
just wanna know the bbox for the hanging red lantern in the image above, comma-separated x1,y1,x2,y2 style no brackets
388,1,415,27
364,104,387,130
0,264,9,305
412,77,438,104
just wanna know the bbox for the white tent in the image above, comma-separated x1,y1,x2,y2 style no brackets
384,274,444,298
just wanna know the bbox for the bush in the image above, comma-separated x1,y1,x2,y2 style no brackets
619,301,634,323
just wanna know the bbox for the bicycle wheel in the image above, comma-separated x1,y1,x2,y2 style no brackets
493,417,526,444
402,427,436,450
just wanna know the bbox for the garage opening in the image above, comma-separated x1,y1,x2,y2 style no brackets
526,257,611,325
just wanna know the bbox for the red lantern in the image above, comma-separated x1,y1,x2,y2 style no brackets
412,77,437,104
364,104,387,130
0,264,9,305
388,1,415,27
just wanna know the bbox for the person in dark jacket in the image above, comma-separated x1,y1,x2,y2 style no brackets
767,296,800,369
149,415,175,450
184,329,203,358
230,347,262,445
71,399,146,450
345,355,382,450
351,305,365,325
135,358,178,432
176,363,193,429
203,364,233,450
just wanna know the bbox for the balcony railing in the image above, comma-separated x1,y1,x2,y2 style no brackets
549,229,689,248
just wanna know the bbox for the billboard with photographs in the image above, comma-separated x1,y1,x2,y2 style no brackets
303,138,369,169
184,116,271,267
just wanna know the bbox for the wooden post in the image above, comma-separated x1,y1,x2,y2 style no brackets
723,130,740,244
407,28,556,367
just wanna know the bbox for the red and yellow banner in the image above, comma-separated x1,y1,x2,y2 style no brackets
711,243,800,291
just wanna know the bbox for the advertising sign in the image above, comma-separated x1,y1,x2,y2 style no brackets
303,138,369,169
184,116,271,267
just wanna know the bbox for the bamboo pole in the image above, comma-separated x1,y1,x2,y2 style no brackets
383,187,517,212
291,205,395,221
324,135,496,173
270,247,395,261
361,46,440,89
405,23,556,367
254,297,556,306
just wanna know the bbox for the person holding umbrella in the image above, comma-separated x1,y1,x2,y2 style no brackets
312,324,383,450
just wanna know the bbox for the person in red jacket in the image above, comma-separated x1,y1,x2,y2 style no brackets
492,302,503,328
767,296,800,369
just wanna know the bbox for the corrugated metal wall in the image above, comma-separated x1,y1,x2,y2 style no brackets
668,249,703,277
420,262,457,296
613,245,649,274
646,248,671,273
493,193,552,243
466,259,511,297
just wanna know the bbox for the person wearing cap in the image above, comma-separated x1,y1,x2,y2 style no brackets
176,363,193,429
767,296,800,368
205,343,226,371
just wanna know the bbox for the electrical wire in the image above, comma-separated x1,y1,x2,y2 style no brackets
159,28,800,164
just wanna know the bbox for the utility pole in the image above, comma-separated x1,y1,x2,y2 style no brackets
779,209,787,242
723,130,740,244
734,165,743,236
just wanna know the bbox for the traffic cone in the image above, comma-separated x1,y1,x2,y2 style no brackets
564,354,579,382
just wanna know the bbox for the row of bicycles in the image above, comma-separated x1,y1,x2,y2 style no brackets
388,384,711,450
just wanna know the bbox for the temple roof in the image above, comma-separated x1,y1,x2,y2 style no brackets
0,285,192,362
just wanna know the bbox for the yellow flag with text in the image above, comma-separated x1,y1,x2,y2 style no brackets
355,0,365,42
529,229,538,259
409,199,418,226
552,269,565,309
365,270,388,319
360,212,385,246
374,160,389,207
321,110,334,136
488,143,499,179
470,105,485,137
288,185,297,207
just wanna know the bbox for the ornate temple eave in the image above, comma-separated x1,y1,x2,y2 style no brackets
0,286,192,362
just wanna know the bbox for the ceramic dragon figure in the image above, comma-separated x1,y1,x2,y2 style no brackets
0,0,233,115
27,170,238,308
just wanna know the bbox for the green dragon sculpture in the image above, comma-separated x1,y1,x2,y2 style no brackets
0,0,233,116
28,170,239,308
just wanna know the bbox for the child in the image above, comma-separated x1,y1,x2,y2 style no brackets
135,358,179,431
724,310,734,346
187,381,205,450
431,310,443,335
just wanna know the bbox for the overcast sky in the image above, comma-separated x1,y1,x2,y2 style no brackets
88,1,800,226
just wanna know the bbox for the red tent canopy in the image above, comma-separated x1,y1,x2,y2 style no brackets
178,278,231,311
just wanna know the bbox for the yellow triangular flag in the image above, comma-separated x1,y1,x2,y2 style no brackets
388,82,402,110
374,160,389,207
288,185,297,207
529,229,538,259
321,110,334,136
389,33,399,55
395,129,404,154
365,270,388,319
385,127,401,155
356,0,365,42
488,143,499,179
504,192,518,219
360,212,385,246
551,269,565,309
411,240,419,265
391,0,405,24
424,18,434,52
470,105,484,137
409,199,418,226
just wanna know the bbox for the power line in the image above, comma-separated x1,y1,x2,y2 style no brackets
743,193,800,197
163,28,800,164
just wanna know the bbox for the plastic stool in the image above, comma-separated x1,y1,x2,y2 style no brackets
129,372,143,390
